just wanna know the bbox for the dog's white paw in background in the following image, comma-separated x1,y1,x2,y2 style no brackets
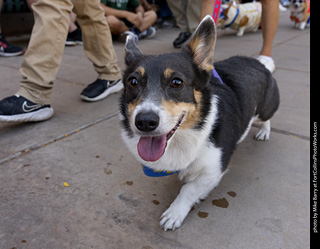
297,22,307,30
255,120,271,141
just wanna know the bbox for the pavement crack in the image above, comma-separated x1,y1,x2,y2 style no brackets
252,123,309,141
0,112,119,165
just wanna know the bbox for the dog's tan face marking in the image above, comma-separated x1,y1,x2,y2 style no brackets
181,90,202,129
127,97,141,117
137,66,145,77
162,90,202,130
164,68,174,79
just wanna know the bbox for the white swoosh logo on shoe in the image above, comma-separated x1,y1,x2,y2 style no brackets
22,101,42,113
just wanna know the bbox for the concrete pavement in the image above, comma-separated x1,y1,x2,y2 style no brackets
0,10,310,249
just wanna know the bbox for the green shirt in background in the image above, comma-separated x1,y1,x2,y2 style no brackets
101,0,141,10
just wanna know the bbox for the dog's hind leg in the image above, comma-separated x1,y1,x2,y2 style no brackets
254,75,279,141
255,119,271,141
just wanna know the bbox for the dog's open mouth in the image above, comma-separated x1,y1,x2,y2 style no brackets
137,114,185,162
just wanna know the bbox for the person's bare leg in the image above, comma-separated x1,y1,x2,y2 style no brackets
106,15,129,35
260,0,279,57
257,0,279,73
138,10,157,32
200,0,214,21
27,0,77,33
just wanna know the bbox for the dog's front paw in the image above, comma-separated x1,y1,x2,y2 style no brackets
160,205,189,231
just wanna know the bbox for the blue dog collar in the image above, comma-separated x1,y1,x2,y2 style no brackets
224,7,240,28
212,68,224,84
142,164,180,177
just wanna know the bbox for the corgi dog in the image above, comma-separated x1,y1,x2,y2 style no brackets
289,0,310,30
119,16,280,231
219,0,262,36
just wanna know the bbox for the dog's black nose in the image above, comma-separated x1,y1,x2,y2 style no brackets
135,112,160,132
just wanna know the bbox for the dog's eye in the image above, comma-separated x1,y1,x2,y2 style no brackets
171,78,184,88
128,78,139,88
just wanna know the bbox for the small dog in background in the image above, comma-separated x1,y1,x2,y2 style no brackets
219,0,262,36
289,0,310,30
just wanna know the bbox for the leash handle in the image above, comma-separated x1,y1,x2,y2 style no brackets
212,0,223,24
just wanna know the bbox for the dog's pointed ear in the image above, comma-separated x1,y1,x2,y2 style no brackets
183,15,216,72
124,35,143,66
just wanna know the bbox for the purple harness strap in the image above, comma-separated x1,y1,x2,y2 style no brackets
212,68,223,84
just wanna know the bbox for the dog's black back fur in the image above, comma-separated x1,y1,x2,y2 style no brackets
209,56,279,170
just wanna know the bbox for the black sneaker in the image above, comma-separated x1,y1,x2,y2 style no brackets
173,32,191,48
65,28,83,46
0,34,25,57
0,94,54,122
80,79,123,102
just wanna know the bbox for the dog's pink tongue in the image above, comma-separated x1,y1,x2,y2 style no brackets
137,135,167,162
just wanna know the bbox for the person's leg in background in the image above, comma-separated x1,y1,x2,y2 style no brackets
26,0,82,46
65,12,83,46
17,0,72,105
167,0,188,33
167,0,191,48
73,0,122,102
0,0,72,122
0,0,25,57
257,0,279,73
200,0,214,20
186,0,203,34
0,0,123,122
68,12,77,32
